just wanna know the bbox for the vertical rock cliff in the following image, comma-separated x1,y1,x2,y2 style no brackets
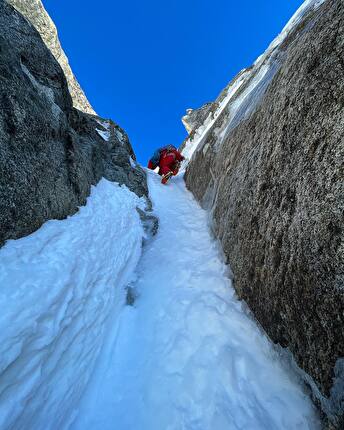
183,0,344,427
6,0,95,114
0,0,152,245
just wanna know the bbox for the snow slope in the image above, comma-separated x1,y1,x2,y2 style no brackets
71,171,320,430
0,179,144,430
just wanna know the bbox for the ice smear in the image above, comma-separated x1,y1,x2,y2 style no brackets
96,119,126,144
182,70,248,161
96,128,110,141
218,60,280,145
96,120,111,141
21,62,62,121
70,171,320,430
182,0,326,161
0,179,145,430
115,128,125,144
255,0,326,66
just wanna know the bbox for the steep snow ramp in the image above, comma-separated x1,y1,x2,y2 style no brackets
70,172,319,430
0,179,144,430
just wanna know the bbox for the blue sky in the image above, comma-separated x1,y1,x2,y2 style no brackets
43,0,303,164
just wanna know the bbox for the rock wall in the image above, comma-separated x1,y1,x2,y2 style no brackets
7,0,95,114
183,0,344,427
182,103,214,134
0,1,151,247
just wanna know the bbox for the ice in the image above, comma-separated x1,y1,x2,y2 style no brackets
218,60,280,144
96,128,110,141
182,70,248,161
70,171,320,430
96,120,111,141
255,0,326,67
115,128,125,144
0,179,145,430
96,119,126,144
182,0,326,161
21,62,62,121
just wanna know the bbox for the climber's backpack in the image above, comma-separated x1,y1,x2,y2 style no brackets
149,145,176,169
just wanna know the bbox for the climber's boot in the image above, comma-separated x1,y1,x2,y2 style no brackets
172,161,181,176
161,171,173,185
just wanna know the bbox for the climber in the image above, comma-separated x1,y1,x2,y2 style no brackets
148,145,185,184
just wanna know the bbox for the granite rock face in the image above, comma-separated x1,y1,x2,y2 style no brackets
0,1,151,247
182,103,214,134
184,0,344,427
7,0,95,114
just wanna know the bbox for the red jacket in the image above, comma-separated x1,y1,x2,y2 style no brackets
161,148,184,162
148,148,184,170
148,159,155,169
